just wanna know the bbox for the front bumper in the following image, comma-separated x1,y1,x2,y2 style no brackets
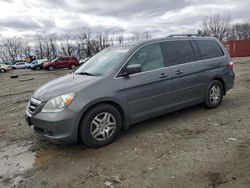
25,108,78,143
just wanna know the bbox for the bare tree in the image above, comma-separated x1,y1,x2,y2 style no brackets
1,37,22,62
60,35,76,56
118,29,124,44
19,39,31,60
34,34,45,59
198,15,232,41
230,23,250,40
48,34,57,59
132,31,140,41
144,31,152,39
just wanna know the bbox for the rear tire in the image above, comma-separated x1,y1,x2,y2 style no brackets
79,104,122,148
48,66,54,71
35,66,41,71
204,80,223,109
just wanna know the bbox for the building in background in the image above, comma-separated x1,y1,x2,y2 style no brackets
224,40,250,57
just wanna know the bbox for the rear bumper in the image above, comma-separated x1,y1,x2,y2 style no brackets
224,70,235,92
25,109,78,143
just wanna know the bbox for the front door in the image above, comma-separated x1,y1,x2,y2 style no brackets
122,42,174,123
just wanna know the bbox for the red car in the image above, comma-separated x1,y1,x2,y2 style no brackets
43,57,79,71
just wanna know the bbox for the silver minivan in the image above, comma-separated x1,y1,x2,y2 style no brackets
26,35,235,147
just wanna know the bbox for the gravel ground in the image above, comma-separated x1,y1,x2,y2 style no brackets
0,57,250,188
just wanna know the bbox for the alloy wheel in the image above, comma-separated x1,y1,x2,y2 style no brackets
209,85,221,105
90,112,116,141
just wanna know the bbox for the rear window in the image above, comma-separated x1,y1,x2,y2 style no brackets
195,40,224,60
164,40,196,65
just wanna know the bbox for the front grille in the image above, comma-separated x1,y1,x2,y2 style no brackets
27,97,41,114
28,102,37,112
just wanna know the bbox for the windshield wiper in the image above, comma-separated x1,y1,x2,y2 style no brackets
75,72,94,76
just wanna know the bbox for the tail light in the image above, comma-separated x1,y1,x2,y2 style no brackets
228,61,234,70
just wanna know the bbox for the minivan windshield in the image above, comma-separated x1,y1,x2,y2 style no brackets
74,46,131,76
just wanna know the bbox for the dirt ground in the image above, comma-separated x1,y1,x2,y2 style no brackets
0,57,250,188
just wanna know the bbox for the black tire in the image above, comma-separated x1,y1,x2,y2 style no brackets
48,66,54,71
35,66,41,71
70,64,76,69
0,69,5,73
204,80,224,109
79,104,122,148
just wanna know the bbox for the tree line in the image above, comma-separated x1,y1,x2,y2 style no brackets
198,15,250,41
0,28,152,63
0,15,250,63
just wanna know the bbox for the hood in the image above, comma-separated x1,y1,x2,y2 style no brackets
33,73,99,101
43,61,51,66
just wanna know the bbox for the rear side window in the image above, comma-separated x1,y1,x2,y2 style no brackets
195,40,224,60
164,40,195,65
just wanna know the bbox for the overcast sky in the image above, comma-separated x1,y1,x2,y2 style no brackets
0,0,250,38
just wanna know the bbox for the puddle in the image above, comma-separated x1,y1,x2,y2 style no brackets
0,143,35,177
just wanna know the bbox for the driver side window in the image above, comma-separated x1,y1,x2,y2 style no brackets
127,43,165,73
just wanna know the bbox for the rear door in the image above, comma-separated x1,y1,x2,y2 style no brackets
121,42,174,123
63,57,70,68
164,40,206,108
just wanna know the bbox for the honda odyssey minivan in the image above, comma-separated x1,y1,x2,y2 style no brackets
25,35,235,147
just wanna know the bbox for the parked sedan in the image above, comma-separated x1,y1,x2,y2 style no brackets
12,62,30,69
0,63,12,72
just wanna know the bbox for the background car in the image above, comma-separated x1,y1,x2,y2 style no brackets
0,63,12,72
43,56,79,71
30,59,48,70
79,57,90,65
12,62,30,69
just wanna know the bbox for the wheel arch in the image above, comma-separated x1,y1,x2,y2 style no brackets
211,77,226,95
77,100,128,141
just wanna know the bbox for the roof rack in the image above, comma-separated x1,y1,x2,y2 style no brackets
168,34,206,37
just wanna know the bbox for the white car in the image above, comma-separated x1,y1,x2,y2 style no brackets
12,62,29,69
0,63,12,72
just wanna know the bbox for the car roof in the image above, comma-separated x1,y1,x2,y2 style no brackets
115,36,218,49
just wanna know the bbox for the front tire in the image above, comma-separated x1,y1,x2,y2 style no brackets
79,104,122,148
204,80,223,109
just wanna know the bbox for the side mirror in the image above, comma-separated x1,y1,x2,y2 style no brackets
126,64,141,75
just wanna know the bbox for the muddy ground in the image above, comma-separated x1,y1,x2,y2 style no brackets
0,57,250,188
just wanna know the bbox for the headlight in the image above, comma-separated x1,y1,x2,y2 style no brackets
41,93,76,112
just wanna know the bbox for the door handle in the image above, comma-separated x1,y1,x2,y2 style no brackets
159,73,169,78
175,70,184,75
